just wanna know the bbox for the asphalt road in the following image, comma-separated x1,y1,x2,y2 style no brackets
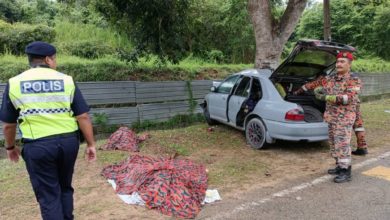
198,150,390,220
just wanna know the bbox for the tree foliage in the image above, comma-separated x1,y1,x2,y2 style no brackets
0,0,58,25
95,0,258,64
0,0,22,23
186,0,255,63
0,20,55,55
95,0,193,64
297,0,390,60
1,0,390,63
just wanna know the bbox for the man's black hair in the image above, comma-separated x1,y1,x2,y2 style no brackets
27,54,47,66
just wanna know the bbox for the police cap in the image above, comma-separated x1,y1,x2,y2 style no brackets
25,41,56,56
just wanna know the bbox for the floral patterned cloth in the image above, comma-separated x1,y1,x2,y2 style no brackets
101,155,208,219
101,127,149,152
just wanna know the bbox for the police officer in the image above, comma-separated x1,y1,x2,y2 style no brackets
0,41,97,219
294,72,368,157
314,52,361,183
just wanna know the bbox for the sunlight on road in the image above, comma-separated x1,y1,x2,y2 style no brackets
362,166,390,181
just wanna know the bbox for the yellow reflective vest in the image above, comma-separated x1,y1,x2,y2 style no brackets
8,67,78,139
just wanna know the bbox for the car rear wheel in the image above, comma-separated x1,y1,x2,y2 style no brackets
245,118,266,149
203,104,218,125
302,105,323,122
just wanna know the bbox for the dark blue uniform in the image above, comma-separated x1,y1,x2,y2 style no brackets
0,79,89,220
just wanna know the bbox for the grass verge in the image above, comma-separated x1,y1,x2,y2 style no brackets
0,99,389,219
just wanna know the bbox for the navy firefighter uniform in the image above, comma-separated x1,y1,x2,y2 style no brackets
0,41,95,220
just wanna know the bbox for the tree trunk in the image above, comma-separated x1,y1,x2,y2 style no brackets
323,0,331,41
248,0,307,69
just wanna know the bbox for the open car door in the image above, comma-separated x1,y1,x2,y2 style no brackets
227,76,252,126
208,74,240,122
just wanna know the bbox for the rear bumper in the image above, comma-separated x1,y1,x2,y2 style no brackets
263,119,328,142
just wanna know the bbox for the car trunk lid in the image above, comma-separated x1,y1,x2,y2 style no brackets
271,40,356,80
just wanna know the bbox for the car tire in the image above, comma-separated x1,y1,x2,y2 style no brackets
302,105,323,122
203,104,218,125
245,117,266,149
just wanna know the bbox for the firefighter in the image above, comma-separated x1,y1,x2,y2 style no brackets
294,74,368,156
295,51,361,183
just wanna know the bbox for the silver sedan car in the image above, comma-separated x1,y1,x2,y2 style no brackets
201,40,356,149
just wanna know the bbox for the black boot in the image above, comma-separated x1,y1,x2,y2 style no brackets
334,166,352,183
352,148,368,156
328,166,342,175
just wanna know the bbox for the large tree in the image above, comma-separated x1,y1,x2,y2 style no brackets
95,0,192,63
248,0,307,69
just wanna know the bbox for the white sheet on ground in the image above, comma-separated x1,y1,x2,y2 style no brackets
202,189,222,204
107,179,221,205
107,179,145,205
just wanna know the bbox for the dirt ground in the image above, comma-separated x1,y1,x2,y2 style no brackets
1,99,389,219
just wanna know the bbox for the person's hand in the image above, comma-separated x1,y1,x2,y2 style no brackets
325,95,337,103
244,105,249,113
314,86,326,101
293,87,304,95
7,146,21,163
85,145,97,162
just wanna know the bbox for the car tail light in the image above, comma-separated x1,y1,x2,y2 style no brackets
285,108,304,121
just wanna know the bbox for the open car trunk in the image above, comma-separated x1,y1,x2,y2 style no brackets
270,40,356,123
275,80,325,122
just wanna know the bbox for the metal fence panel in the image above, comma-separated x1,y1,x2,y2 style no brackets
135,81,188,103
138,101,192,122
78,81,136,105
1,74,389,140
89,107,139,125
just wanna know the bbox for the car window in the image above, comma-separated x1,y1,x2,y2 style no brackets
275,49,336,79
293,49,335,66
216,75,240,94
233,77,251,97
280,66,322,78
250,78,262,100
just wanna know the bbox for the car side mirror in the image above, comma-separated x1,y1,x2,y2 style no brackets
210,86,216,92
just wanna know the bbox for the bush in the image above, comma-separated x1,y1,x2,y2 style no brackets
54,20,132,50
0,20,55,55
0,54,250,83
353,58,390,73
207,50,225,64
0,57,28,81
59,41,115,59
0,0,22,23
132,113,204,132
59,58,130,81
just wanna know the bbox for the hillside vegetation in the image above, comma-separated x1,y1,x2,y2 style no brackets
0,0,389,83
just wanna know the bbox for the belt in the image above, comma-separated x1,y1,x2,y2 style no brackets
22,131,78,143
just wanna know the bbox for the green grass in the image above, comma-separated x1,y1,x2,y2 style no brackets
354,57,390,73
1,99,389,218
360,99,390,130
0,54,251,82
1,52,389,83
0,158,29,191
210,159,268,186
54,20,133,52
132,114,205,132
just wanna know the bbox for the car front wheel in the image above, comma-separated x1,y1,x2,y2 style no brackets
203,104,218,125
245,117,266,149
